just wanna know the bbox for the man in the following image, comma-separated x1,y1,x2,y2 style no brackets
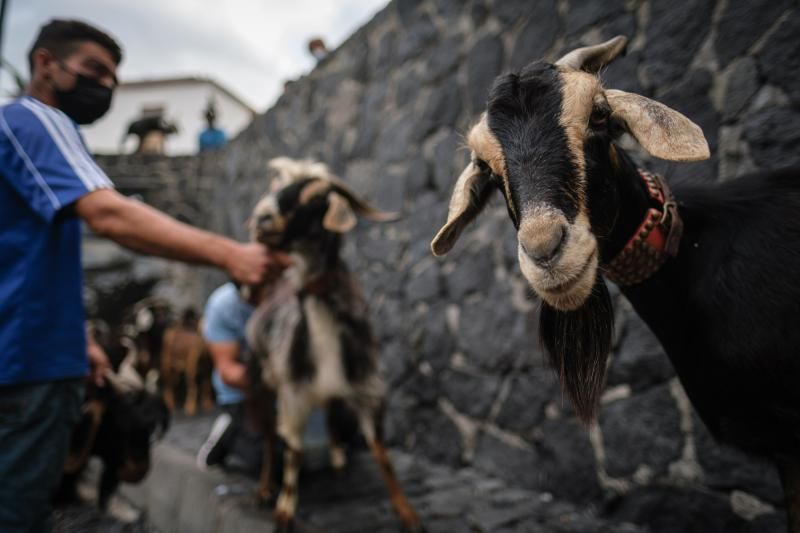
307,37,329,62
0,19,287,531
196,281,259,471
196,281,330,476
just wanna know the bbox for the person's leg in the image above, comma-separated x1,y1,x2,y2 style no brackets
196,403,241,469
0,379,84,533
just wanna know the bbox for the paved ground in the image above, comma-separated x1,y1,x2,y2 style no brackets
53,504,152,533
51,411,649,533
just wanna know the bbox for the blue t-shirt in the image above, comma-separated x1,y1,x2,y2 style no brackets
0,96,114,385
203,283,254,405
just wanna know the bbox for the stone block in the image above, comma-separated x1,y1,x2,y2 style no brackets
599,383,682,478
466,34,505,113
716,0,793,68
642,0,714,88
509,5,559,71
756,8,800,106
602,486,761,533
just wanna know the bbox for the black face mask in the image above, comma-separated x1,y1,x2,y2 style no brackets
53,65,114,125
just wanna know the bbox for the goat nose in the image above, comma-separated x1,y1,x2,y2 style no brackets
520,225,567,265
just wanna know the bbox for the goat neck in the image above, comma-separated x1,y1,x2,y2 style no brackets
600,150,688,352
286,237,345,296
595,148,683,285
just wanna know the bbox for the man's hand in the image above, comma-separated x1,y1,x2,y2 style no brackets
87,339,111,386
225,243,292,285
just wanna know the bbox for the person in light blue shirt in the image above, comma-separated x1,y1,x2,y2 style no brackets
204,282,252,406
197,282,331,474
0,19,283,532
196,282,256,470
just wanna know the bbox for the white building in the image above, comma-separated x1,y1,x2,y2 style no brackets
81,76,255,156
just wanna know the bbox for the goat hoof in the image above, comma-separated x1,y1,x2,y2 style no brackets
400,511,428,533
330,446,347,473
404,522,427,533
273,511,294,533
253,491,273,508
401,515,426,533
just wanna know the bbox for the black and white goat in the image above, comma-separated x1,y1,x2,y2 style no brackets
432,36,800,531
58,329,169,511
246,158,423,532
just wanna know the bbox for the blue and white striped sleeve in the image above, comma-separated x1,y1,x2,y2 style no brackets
0,98,113,222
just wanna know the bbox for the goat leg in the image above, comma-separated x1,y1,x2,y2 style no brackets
358,411,424,533
97,466,119,510
367,439,425,533
184,354,199,416
274,446,302,533
161,367,176,412
779,458,800,533
326,403,347,473
256,432,275,505
200,376,214,411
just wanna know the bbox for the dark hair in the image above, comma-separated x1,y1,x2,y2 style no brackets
28,19,123,74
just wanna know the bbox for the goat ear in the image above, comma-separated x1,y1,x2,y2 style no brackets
323,191,358,233
605,89,710,162
431,163,494,256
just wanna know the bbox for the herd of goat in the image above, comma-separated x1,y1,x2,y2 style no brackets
67,36,800,532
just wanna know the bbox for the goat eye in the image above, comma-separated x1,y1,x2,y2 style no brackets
589,108,609,128
474,158,490,173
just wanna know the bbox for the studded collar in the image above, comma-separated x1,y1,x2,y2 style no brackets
603,169,683,286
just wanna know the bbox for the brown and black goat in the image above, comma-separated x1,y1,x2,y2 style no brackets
58,329,169,511
126,297,173,376
432,36,800,531
160,307,214,415
245,158,424,532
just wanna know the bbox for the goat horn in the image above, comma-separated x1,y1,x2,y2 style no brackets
328,177,400,222
555,35,628,72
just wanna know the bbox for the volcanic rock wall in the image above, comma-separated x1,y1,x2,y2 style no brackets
95,1,800,531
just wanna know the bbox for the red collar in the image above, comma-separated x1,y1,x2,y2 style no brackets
603,169,683,286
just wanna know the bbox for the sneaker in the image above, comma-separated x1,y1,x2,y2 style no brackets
196,412,233,470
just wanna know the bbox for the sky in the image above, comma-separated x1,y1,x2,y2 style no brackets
0,0,389,111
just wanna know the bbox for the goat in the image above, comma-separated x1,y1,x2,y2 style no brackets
245,157,424,532
58,331,169,511
431,35,800,531
160,307,214,415
127,297,173,377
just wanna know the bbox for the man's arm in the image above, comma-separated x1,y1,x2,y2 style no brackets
207,341,249,390
75,189,282,285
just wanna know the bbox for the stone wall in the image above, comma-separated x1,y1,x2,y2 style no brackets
94,1,799,531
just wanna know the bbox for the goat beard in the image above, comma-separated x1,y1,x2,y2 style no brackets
539,274,613,424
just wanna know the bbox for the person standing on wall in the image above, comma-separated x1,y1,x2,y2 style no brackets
0,19,289,532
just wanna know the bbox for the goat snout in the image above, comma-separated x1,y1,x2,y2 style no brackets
519,220,568,266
